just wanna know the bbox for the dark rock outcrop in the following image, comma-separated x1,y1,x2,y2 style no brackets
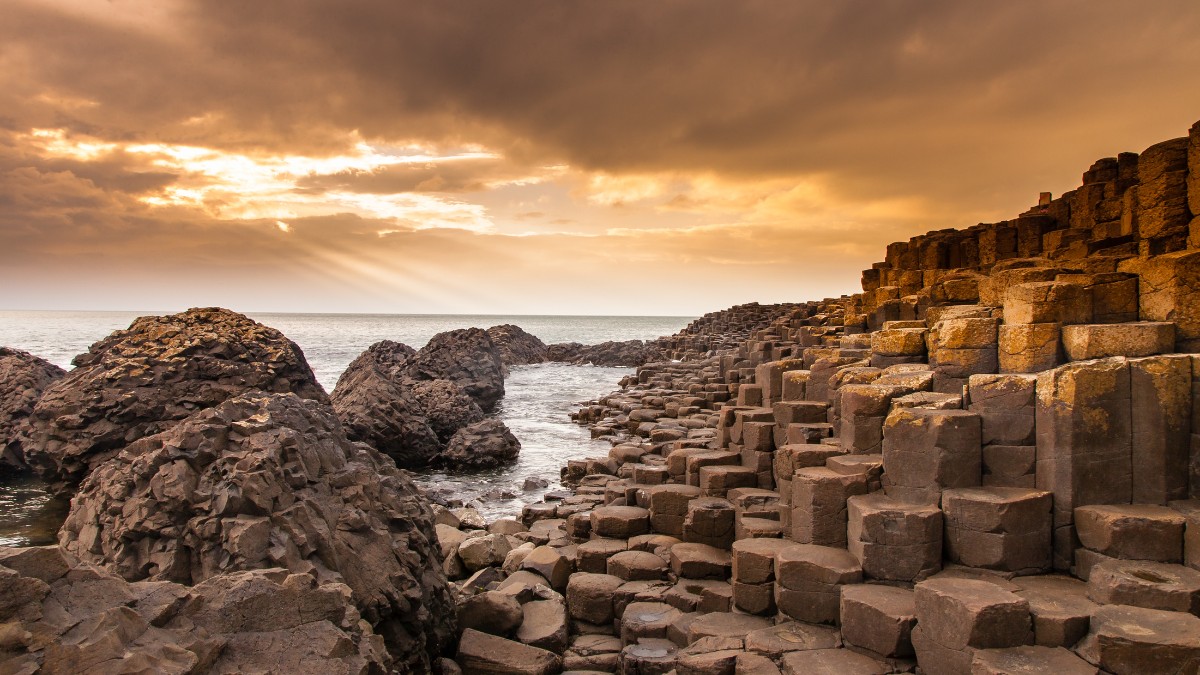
58,392,456,671
487,324,549,368
331,341,441,468
0,545,391,673
18,308,327,494
0,347,66,470
438,418,522,470
409,379,485,442
406,328,505,412
547,340,665,367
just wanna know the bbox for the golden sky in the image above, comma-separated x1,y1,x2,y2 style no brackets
3,0,1200,314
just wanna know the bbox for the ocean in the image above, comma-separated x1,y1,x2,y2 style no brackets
0,310,694,542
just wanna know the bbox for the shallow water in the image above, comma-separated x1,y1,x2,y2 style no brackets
413,362,629,519
0,474,71,547
0,310,688,540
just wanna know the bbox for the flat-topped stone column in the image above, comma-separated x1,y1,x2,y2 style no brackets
847,493,943,582
882,407,981,505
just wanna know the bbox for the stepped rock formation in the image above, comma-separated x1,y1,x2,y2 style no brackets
331,340,443,468
432,118,1200,675
0,545,391,674
487,323,550,369
58,392,456,671
0,347,65,470
18,308,327,494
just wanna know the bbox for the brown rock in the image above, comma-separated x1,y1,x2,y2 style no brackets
1074,504,1186,563
1061,323,1175,361
1012,575,1098,648
566,573,622,625
779,648,892,675
517,596,569,654
456,628,562,675
0,347,65,470
847,493,943,582
438,418,522,470
1086,559,1200,614
839,584,916,658
20,308,328,491
1074,604,1200,675
970,645,1099,674
57,392,455,670
459,591,524,637
670,543,732,580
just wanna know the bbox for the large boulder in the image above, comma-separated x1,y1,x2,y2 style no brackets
547,340,664,367
487,324,549,368
0,545,392,674
406,328,505,412
0,347,65,470
18,308,327,493
439,418,522,470
408,379,485,442
58,392,456,671
331,341,441,468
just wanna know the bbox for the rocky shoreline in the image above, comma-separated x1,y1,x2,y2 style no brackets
428,120,1200,674
3,118,1200,673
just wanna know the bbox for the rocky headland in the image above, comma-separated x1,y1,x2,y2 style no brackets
5,118,1200,674
423,120,1200,674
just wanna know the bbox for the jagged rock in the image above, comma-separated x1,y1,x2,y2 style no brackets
57,392,456,671
0,547,391,674
19,308,327,493
408,379,485,442
331,340,441,468
487,324,549,368
406,328,505,412
439,418,522,469
0,347,65,470
547,340,665,367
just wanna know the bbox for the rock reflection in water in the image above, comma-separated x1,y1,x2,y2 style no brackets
0,474,70,546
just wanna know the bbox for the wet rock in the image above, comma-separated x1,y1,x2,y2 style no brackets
0,347,65,470
406,328,505,412
439,418,522,469
57,392,455,671
487,324,550,368
524,476,551,490
19,308,327,493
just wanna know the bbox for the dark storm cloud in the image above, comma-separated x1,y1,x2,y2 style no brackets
5,0,1200,313
7,0,1200,200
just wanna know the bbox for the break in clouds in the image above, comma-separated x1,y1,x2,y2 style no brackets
3,0,1200,313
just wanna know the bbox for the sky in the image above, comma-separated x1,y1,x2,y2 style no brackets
3,1,1200,316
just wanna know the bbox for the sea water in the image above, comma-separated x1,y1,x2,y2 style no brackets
0,310,693,541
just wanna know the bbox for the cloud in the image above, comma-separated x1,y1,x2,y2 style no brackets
3,1,1200,313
